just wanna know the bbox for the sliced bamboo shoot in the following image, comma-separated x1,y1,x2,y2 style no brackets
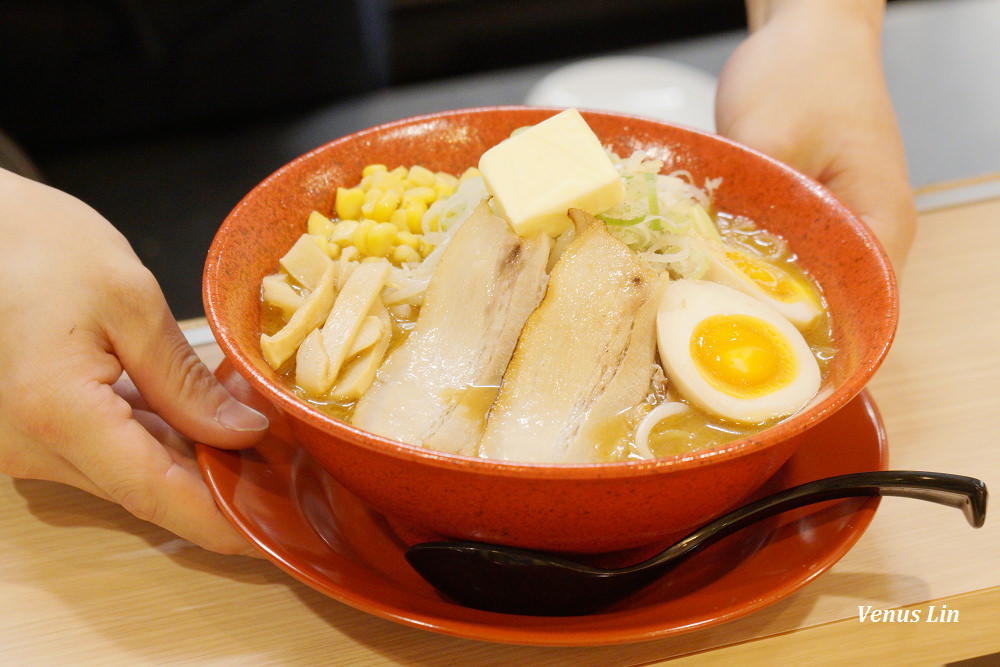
261,273,304,321
331,301,393,400
315,260,392,394
294,327,331,395
260,262,338,369
280,234,332,290
346,315,384,358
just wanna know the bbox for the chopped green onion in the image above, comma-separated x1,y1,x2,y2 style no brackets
688,204,722,244
598,214,646,227
645,172,659,216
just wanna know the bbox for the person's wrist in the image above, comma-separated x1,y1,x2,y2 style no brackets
745,0,885,34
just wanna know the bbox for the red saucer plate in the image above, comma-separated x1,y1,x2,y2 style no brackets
197,360,887,646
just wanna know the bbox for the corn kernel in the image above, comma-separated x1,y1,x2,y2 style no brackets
389,165,408,179
434,180,456,200
363,190,401,223
360,188,382,219
403,186,436,205
331,219,358,246
362,164,388,177
407,165,436,187
391,244,421,264
418,239,434,257
397,231,420,249
366,222,398,258
335,187,365,221
309,233,334,258
389,208,409,232
435,171,458,188
400,199,426,233
307,210,335,237
369,170,406,195
459,166,481,182
351,219,376,255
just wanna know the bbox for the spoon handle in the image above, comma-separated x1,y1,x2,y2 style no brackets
640,470,987,573
865,470,988,527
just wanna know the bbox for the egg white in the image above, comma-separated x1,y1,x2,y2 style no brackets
703,245,824,331
656,279,822,424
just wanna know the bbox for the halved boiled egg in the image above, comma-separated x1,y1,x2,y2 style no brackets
656,279,822,424
703,245,824,331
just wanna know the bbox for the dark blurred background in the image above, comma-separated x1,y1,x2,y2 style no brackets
1,0,747,154
388,0,746,84
0,0,750,320
0,0,748,320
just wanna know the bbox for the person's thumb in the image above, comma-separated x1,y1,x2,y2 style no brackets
108,282,268,448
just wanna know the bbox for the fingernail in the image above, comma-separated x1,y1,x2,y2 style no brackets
216,398,269,432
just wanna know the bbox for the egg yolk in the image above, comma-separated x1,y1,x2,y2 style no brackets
725,250,816,306
690,314,797,399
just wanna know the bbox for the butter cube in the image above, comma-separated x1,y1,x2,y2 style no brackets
478,108,625,237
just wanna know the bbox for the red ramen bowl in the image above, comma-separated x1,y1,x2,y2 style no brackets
203,107,897,554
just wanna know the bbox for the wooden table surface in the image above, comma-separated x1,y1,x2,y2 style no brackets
2,177,998,666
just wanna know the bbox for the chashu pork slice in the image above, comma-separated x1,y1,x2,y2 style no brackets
478,209,666,463
351,200,550,455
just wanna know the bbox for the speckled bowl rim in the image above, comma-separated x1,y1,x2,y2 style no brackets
204,105,899,481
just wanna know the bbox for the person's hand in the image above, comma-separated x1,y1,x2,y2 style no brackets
717,0,916,269
0,168,268,554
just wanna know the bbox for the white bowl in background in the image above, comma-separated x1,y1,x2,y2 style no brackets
525,55,717,132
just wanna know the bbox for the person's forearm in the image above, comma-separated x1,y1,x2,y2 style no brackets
745,0,885,32
726,0,915,268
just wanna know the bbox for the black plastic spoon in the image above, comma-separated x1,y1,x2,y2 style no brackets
405,470,987,616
